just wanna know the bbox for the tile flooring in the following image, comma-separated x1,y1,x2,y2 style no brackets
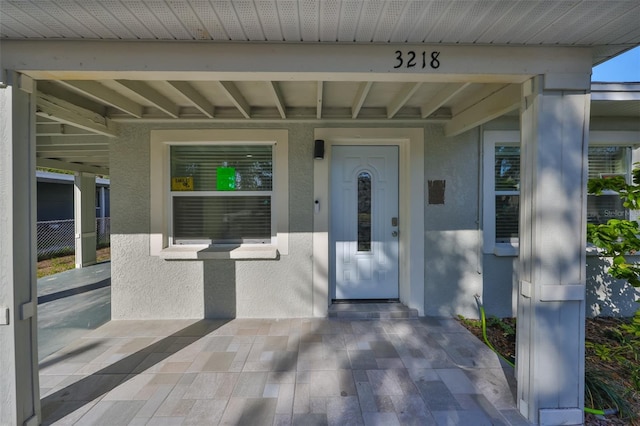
40,316,531,425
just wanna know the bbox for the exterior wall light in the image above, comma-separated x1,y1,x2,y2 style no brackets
314,139,325,160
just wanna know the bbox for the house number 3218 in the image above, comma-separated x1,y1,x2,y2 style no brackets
393,50,440,69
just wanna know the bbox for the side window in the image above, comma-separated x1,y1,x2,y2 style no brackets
587,146,631,225
482,130,636,255
494,145,520,243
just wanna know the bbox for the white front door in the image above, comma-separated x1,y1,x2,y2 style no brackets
331,145,399,299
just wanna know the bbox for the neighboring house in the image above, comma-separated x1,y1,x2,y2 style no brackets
36,171,110,221
1,2,640,425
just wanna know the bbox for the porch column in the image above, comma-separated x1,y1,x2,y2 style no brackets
517,75,591,425
0,72,41,425
74,172,97,267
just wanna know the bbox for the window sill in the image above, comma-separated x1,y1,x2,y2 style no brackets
158,245,279,260
493,243,519,257
489,244,633,258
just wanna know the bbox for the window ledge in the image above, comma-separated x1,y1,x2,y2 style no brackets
158,245,279,260
493,243,519,257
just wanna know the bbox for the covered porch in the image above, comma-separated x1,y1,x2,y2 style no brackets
2,2,639,425
39,315,525,425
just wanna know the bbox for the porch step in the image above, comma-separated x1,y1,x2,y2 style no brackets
328,302,418,320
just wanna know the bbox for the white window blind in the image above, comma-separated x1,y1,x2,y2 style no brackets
494,146,520,242
587,146,630,225
492,145,631,242
170,144,274,245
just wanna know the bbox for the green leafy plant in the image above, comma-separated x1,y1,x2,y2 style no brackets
587,165,640,288
486,315,516,338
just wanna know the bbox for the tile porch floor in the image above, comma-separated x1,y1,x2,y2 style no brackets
40,313,531,425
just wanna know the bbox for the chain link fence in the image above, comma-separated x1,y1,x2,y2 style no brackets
37,218,111,260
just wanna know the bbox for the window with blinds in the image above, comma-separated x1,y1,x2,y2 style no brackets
587,146,630,225
492,144,631,244
494,146,520,242
169,144,274,245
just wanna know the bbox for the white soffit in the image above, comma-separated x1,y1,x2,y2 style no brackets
1,1,639,62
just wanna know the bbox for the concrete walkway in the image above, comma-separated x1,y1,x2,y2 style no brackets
38,316,531,425
38,262,111,361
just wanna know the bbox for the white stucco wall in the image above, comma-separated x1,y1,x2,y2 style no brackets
111,123,315,319
423,126,484,317
110,118,639,320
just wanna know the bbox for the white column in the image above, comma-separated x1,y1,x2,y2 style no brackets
74,172,97,267
0,72,40,425
517,75,590,425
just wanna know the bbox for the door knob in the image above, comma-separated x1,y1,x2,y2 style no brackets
392,231,398,237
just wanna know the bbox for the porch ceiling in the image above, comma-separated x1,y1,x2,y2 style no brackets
2,0,639,64
2,1,638,174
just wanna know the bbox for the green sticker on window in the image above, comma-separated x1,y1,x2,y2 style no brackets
217,167,236,190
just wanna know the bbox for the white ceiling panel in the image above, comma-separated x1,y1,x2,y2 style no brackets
255,0,284,41
2,0,638,51
230,1,265,41
355,0,385,42
211,1,247,40
319,0,340,42
77,1,137,39
372,0,408,43
322,82,359,108
300,0,320,41
278,0,302,41
100,0,156,39
0,12,44,38
336,0,362,42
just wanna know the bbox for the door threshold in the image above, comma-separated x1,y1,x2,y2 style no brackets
332,299,400,304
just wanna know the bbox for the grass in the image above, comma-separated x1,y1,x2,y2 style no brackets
37,247,110,278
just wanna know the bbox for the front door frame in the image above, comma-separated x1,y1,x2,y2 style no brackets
312,128,425,316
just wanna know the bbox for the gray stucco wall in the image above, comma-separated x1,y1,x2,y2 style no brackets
111,122,315,319
423,126,483,318
110,119,639,320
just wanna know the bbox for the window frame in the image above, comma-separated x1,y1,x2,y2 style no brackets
169,142,275,246
150,129,288,259
483,130,640,256
483,131,520,255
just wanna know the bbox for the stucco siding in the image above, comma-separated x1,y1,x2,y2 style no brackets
423,127,483,317
111,122,316,319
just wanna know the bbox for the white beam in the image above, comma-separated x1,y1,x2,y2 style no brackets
266,82,286,119
167,81,214,118
2,41,593,82
352,82,373,119
37,135,108,146
115,80,179,118
317,81,324,119
37,145,109,153
36,92,116,137
0,71,40,426
387,82,421,119
36,123,99,136
217,81,250,119
445,84,520,137
37,157,108,174
75,172,97,267
421,82,471,118
57,80,143,118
